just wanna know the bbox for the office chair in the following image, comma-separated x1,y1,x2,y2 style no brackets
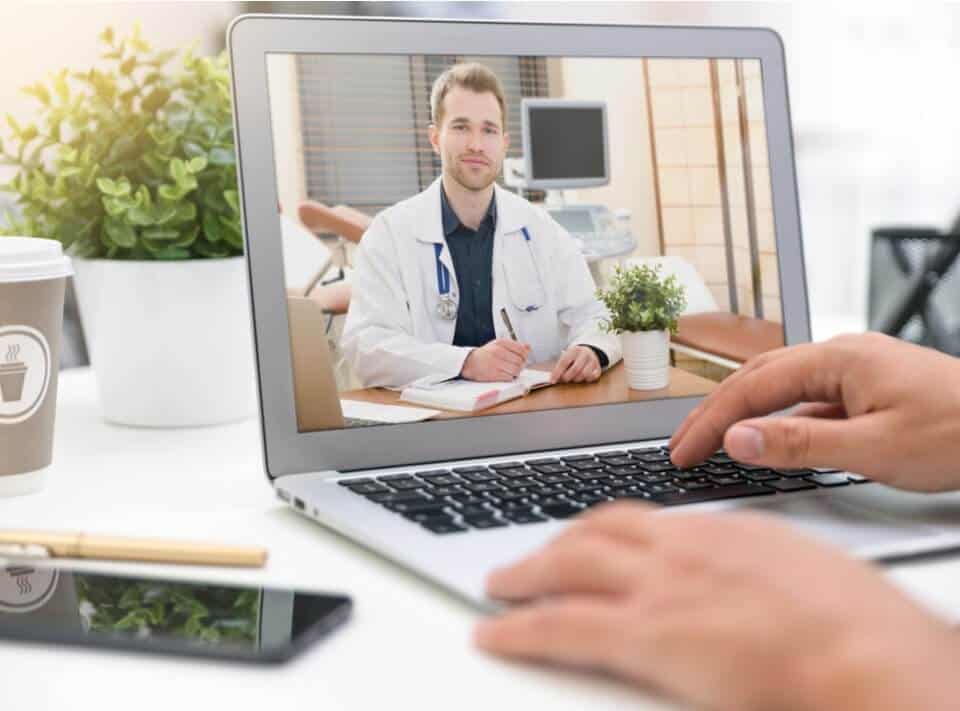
297,201,371,299
869,217,960,356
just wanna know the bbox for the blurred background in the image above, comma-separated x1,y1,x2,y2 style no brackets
4,1,960,366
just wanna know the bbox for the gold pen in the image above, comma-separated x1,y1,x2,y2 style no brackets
499,307,519,341
0,530,267,568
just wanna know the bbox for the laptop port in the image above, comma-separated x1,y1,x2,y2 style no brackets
293,497,305,511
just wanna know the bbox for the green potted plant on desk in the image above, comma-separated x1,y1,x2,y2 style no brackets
597,264,687,390
0,25,254,426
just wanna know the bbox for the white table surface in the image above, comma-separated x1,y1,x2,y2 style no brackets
3,368,959,711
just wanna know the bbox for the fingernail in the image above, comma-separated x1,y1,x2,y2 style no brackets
726,425,764,461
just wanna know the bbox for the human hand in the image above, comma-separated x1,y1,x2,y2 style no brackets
550,345,602,384
461,338,531,382
670,332,960,492
477,503,960,711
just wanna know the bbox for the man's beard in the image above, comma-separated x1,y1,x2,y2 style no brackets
447,154,499,192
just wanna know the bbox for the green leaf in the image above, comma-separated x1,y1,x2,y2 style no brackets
104,218,136,247
158,183,186,202
54,70,70,104
223,190,239,213
202,210,222,242
173,224,199,247
143,227,179,241
22,82,51,106
187,156,207,173
99,26,115,46
208,146,235,166
141,87,170,113
127,205,154,226
119,56,136,76
169,157,187,184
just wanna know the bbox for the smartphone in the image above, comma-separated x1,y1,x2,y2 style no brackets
0,562,351,663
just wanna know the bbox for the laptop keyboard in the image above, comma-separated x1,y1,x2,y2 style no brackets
333,446,871,535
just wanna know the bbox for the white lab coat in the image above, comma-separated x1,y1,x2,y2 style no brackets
341,178,622,389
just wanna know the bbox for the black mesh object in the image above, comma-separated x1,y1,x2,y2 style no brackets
868,223,960,356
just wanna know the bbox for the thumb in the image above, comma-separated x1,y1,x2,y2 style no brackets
723,415,867,471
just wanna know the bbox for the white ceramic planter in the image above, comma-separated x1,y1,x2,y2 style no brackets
72,257,256,427
621,329,670,390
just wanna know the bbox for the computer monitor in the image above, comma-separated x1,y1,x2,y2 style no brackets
521,99,610,190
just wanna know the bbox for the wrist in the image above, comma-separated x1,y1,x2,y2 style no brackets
793,623,960,711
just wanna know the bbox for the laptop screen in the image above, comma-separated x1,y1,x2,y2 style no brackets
265,53,784,433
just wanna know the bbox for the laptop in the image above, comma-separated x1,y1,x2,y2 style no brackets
228,15,960,607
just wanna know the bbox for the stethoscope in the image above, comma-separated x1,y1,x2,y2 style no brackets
434,227,545,320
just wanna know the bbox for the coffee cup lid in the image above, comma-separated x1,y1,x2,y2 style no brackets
0,237,73,283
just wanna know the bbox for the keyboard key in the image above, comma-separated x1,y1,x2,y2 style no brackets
369,492,430,505
773,468,816,478
525,458,560,466
427,485,464,497
463,515,508,530
500,478,538,490
498,468,535,479
680,480,715,491
453,465,489,474
389,479,428,491
571,470,612,481
813,467,841,474
505,510,548,524
422,520,467,534
344,482,390,495
416,469,453,478
672,470,703,481
597,450,628,458
534,485,568,497
707,454,734,465
530,463,572,475
338,477,373,486
847,474,871,484
650,484,775,507
486,491,530,503
700,464,738,476
386,500,449,515
579,492,612,506
735,464,774,473
765,479,816,492
457,503,493,517
460,471,500,482
420,475,460,486
641,462,676,473
806,473,851,487
569,460,605,471
464,482,504,494
646,483,681,496
490,461,525,470
637,473,673,484
404,511,455,524
498,501,535,513
740,470,781,483
605,465,643,476
378,473,414,481
539,503,583,519
561,454,596,462
708,475,744,486
448,494,488,506
599,457,633,467
537,473,573,485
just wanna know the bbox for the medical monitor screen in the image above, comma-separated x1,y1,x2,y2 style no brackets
526,104,607,185
265,54,785,433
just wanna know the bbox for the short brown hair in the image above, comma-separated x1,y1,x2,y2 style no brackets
430,62,507,128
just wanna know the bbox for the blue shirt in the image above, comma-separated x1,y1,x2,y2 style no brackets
441,185,497,349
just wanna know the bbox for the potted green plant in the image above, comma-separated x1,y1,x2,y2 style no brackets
0,25,254,426
597,263,687,390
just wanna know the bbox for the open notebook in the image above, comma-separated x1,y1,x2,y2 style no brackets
399,369,553,412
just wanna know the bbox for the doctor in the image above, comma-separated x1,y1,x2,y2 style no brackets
342,62,621,390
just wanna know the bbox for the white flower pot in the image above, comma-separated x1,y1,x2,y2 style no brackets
621,329,670,390
72,257,256,427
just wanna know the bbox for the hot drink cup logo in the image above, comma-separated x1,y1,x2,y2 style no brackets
0,326,51,425
0,343,28,403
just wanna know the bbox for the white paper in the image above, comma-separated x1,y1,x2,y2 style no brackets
516,369,553,389
340,399,440,423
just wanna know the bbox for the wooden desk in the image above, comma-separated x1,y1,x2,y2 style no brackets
674,312,785,367
342,363,717,418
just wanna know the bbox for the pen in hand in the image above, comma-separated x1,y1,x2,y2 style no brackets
499,307,519,341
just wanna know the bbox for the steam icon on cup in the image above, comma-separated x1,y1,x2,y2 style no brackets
0,344,28,403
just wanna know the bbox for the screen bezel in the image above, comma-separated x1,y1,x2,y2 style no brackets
0,565,352,664
228,16,810,478
521,98,611,190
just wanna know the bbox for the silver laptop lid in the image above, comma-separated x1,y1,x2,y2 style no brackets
227,16,809,478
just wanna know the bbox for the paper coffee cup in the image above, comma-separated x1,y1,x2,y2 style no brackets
0,237,72,496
